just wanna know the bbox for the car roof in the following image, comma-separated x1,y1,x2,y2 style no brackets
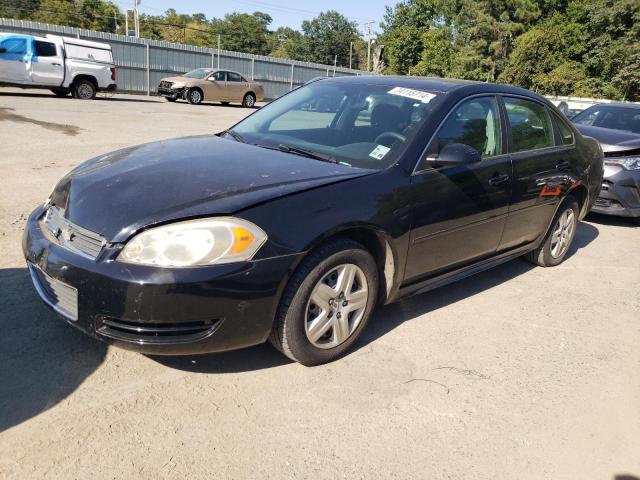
321,75,546,99
586,103,640,110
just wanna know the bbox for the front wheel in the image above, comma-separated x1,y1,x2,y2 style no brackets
270,238,378,366
527,196,579,267
186,88,203,105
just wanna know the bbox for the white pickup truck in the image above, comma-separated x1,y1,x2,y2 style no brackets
0,32,116,99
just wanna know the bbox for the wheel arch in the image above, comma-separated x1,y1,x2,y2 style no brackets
71,74,98,89
297,225,400,305
567,182,589,219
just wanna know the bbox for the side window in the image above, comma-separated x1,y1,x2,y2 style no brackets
552,113,574,145
504,97,554,152
1,38,27,55
211,71,225,81
433,97,502,159
35,41,57,57
227,72,243,82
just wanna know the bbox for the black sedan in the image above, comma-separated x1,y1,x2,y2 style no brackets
572,103,640,221
23,77,603,365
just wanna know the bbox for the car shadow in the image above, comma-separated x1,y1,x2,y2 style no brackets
0,268,107,432
354,220,600,355
585,212,638,228
152,221,599,372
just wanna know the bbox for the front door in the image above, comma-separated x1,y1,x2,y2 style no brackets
0,36,28,83
31,40,64,85
405,96,512,282
204,70,227,101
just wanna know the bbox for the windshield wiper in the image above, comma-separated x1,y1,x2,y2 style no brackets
255,143,337,164
220,129,246,143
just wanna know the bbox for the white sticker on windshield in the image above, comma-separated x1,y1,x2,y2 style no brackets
388,86,436,103
369,144,391,160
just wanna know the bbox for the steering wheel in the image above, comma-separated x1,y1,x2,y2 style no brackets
374,131,406,145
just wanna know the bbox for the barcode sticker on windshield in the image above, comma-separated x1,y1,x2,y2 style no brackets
388,87,436,103
369,144,391,160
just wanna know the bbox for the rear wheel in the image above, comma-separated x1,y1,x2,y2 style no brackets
186,88,203,105
527,196,579,267
270,238,378,366
242,93,256,108
50,88,69,97
72,79,96,100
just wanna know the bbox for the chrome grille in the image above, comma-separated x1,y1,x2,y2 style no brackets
42,207,105,259
28,263,78,321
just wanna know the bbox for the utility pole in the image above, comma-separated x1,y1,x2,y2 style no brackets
114,13,118,34
133,0,140,38
333,55,337,76
349,41,353,70
217,34,221,69
364,21,374,72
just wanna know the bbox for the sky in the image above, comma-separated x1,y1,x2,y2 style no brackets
122,0,389,33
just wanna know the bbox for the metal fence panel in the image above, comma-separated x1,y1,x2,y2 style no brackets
0,17,366,98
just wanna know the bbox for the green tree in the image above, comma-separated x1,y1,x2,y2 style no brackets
412,28,453,77
300,10,360,67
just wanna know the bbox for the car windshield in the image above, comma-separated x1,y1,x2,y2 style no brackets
572,105,640,134
230,80,442,169
182,69,210,79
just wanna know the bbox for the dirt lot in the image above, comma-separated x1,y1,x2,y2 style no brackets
1,87,639,480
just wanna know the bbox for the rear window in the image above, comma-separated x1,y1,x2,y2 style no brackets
35,41,57,57
552,114,574,145
504,97,554,152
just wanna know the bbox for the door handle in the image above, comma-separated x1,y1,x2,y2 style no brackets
488,173,509,186
556,161,570,171
52,62,61,66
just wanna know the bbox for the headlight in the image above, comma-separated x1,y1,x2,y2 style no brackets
605,157,640,170
118,217,267,267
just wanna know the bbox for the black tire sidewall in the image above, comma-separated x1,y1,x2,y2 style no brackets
539,197,579,266
242,93,255,108
187,88,202,105
73,80,96,100
280,244,378,366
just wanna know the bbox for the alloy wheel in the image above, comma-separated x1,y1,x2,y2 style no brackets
190,90,202,104
550,208,575,258
305,263,369,349
77,83,93,99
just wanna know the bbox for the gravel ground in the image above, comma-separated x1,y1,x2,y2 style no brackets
1,88,639,480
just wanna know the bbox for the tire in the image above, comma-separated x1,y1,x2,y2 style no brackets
270,238,379,366
72,79,96,100
242,92,256,108
527,196,579,267
164,96,177,102
50,88,69,97
186,88,203,105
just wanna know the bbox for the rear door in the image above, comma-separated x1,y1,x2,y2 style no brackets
405,95,512,281
225,71,247,102
0,36,28,82
31,40,64,85
498,96,574,250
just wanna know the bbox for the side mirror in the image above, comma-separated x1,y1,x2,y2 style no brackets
427,142,482,167
0,47,6,54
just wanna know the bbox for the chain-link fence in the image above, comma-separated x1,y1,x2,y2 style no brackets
0,17,365,99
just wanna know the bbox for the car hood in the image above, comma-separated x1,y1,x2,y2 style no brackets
574,124,640,154
160,76,194,85
50,135,373,242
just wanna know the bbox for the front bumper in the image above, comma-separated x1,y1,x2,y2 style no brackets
22,206,300,355
591,164,640,218
157,87,184,99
